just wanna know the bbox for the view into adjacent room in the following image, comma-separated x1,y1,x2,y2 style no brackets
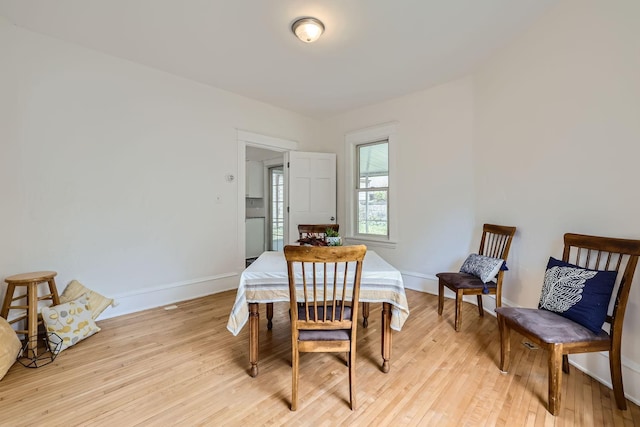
245,146,285,265
269,165,284,251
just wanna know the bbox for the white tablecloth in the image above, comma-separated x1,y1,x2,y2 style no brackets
227,250,409,335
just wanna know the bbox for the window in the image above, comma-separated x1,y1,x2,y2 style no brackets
345,122,397,245
269,165,284,251
357,141,388,236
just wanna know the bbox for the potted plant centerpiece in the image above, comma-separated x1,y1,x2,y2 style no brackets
325,227,342,246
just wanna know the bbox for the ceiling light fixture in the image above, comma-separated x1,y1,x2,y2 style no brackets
292,17,325,43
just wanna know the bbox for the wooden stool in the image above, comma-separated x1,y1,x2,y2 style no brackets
1,271,60,358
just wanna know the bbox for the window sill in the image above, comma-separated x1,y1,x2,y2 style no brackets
344,237,397,250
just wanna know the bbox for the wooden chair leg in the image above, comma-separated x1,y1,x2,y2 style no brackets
349,349,356,410
477,295,484,317
437,281,444,316
454,290,463,331
548,344,563,415
497,314,510,372
291,346,299,411
610,345,627,410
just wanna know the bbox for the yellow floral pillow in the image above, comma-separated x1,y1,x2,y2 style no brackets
59,280,114,320
41,296,101,354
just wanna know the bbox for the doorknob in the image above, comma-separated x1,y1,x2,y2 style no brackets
330,216,335,221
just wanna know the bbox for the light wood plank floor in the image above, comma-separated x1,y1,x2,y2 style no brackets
1,290,639,426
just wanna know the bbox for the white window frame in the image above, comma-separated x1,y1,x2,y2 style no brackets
345,122,398,247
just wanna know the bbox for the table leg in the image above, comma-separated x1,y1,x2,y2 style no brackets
266,303,273,330
381,302,392,373
249,303,259,377
362,302,370,328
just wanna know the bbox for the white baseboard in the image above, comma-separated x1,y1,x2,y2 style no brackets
97,272,239,320
401,270,438,293
400,270,640,406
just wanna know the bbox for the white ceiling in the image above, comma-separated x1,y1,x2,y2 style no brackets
0,0,558,119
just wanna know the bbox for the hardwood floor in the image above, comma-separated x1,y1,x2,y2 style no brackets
1,289,639,426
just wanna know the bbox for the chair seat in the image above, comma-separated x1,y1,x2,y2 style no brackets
436,272,497,291
299,329,350,341
495,307,610,344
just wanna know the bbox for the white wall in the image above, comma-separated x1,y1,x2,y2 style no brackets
473,0,640,402
0,17,320,317
322,77,476,292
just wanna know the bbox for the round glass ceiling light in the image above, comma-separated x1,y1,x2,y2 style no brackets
292,17,325,43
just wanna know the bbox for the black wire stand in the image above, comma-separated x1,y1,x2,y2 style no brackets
17,333,61,368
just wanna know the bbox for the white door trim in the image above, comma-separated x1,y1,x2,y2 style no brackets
237,130,298,268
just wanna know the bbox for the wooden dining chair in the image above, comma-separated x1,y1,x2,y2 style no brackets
437,224,517,331
284,244,367,411
496,233,640,415
297,224,339,246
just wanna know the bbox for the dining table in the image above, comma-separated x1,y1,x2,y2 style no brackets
227,250,410,377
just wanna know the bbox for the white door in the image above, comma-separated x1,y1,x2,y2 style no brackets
286,151,337,244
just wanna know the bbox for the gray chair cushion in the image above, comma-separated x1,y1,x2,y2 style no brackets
299,329,351,341
436,272,497,291
495,307,610,344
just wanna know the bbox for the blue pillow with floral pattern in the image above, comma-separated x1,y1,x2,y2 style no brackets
538,257,617,333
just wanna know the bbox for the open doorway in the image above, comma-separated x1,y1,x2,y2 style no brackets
237,131,338,267
245,146,283,264
237,130,298,267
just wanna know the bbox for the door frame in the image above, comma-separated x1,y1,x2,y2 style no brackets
237,130,297,268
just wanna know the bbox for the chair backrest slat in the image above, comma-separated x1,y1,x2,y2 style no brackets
615,253,623,272
585,248,591,267
341,262,349,320
314,262,319,321
488,234,498,257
